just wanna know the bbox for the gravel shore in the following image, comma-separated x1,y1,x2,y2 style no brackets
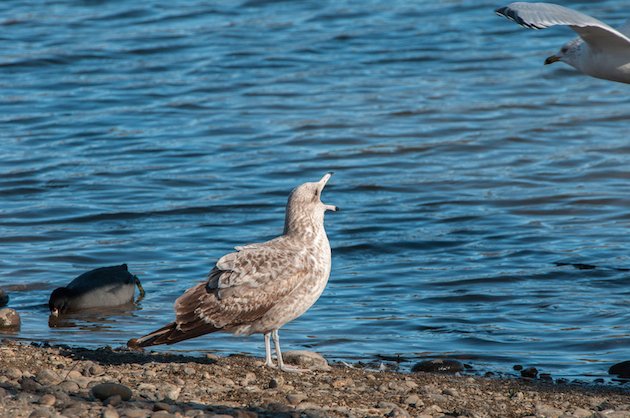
0,340,628,418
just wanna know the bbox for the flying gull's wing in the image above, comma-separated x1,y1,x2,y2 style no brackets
496,2,630,50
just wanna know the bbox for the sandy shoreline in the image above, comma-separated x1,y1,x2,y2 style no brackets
0,340,628,418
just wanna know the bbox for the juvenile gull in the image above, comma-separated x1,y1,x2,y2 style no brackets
496,2,630,84
49,264,144,317
128,173,338,372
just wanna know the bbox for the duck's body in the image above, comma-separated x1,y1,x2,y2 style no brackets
49,264,144,316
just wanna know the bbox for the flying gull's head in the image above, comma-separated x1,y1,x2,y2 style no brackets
545,39,582,69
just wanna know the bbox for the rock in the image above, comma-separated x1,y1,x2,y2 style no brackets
102,407,119,418
35,369,60,385
183,366,195,375
151,412,175,418
28,407,51,418
40,394,56,406
404,394,423,407
0,308,20,331
282,350,331,371
535,403,564,418
5,367,22,380
521,367,538,378
20,377,43,392
571,407,592,418
89,364,104,376
443,387,459,397
91,382,133,401
59,380,80,392
0,289,8,307
608,361,630,378
513,364,523,371
286,393,307,405
411,359,464,374
268,377,283,389
123,408,152,418
154,402,175,412
103,394,122,407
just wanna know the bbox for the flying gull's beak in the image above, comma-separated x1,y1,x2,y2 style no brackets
318,172,338,212
544,55,560,65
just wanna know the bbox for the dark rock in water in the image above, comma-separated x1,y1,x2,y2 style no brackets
91,383,132,401
0,289,8,307
484,371,495,377
539,373,552,381
0,308,20,331
513,364,523,371
520,367,538,378
608,361,630,378
411,359,464,374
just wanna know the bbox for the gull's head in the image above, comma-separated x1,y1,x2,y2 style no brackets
284,173,338,233
288,172,338,213
545,39,582,68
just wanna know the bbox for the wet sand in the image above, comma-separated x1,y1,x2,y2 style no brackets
0,340,628,418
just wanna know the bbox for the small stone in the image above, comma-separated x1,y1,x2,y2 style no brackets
28,408,51,418
90,365,104,376
443,387,459,397
91,382,133,401
411,359,464,374
332,378,353,389
183,367,195,376
0,289,8,307
102,407,119,418
286,393,307,405
153,402,175,412
571,407,592,418
35,369,60,385
151,412,175,418
161,384,181,401
521,367,538,378
5,367,22,380
513,364,523,371
242,372,257,386
123,409,152,418
0,308,20,331
40,394,56,406
282,350,331,371
103,394,122,407
59,380,80,392
206,353,220,361
20,377,43,392
535,403,564,418
609,361,630,378
404,394,423,407
268,377,283,389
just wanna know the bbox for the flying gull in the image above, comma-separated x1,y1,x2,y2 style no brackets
128,173,338,372
496,2,630,84
49,264,144,317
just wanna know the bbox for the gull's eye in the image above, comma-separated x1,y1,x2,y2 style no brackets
561,46,568,54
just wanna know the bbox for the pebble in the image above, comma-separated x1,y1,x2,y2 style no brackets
91,382,133,401
59,380,80,392
0,308,20,331
608,361,630,378
28,407,51,418
5,367,22,380
124,408,152,418
411,359,464,374
0,289,8,307
183,367,195,376
268,377,283,389
404,394,423,407
40,394,56,406
286,393,307,405
151,411,175,418
103,394,122,407
20,377,43,392
282,350,331,371
535,403,564,418
102,407,119,418
36,369,60,385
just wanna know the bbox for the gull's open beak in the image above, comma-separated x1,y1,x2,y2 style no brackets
544,55,560,65
318,172,339,212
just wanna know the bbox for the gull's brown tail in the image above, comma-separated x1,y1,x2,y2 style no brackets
127,321,220,348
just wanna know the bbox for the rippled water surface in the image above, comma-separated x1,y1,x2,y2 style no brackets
1,0,629,381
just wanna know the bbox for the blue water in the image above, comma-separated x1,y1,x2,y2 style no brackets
1,0,629,382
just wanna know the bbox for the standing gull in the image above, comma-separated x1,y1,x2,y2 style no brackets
496,2,630,84
128,173,338,372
